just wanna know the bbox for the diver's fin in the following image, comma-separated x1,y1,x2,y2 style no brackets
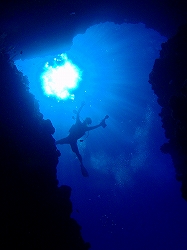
81,164,89,177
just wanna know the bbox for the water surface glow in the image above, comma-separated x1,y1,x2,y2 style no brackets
41,53,82,100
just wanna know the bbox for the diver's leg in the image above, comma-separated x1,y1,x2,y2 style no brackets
70,142,89,177
55,137,69,145
70,142,83,163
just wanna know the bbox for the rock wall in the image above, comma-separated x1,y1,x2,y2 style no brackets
149,24,187,200
0,47,90,249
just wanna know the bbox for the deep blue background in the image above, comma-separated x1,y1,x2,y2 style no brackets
15,22,187,250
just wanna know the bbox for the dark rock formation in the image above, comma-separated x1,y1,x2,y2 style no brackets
0,46,90,249
149,24,187,200
0,0,187,59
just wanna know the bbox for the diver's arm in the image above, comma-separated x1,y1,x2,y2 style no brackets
76,101,85,122
77,101,85,114
86,124,102,131
86,116,108,130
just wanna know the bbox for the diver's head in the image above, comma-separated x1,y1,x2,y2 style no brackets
84,117,92,125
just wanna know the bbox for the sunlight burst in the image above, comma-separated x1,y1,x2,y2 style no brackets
41,53,82,100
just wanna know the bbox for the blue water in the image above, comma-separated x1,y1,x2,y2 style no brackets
15,22,187,250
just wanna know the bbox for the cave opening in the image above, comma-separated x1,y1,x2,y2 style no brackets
15,21,187,250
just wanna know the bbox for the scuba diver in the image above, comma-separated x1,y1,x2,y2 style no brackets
55,102,109,177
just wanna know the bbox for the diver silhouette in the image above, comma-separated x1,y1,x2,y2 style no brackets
55,102,109,177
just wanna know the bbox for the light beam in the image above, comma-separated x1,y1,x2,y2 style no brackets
41,53,82,100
